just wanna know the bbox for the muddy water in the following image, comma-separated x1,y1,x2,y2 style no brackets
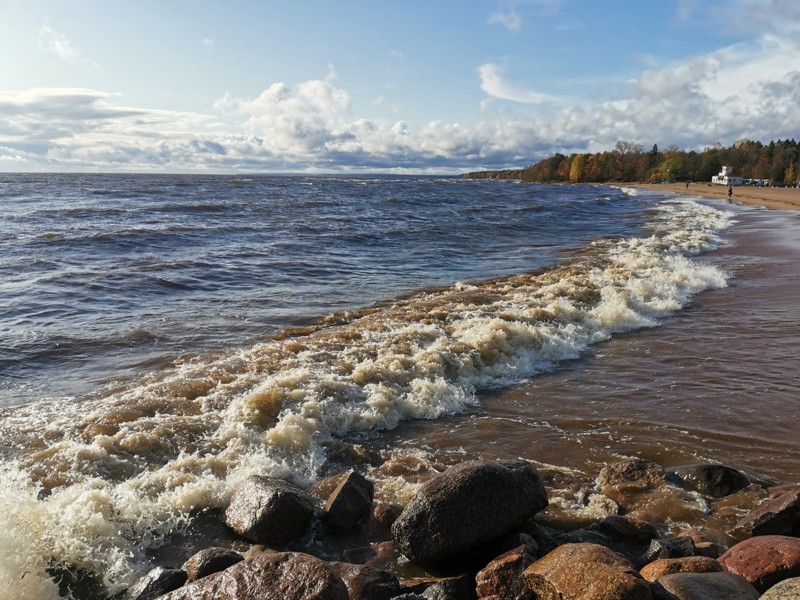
375,202,799,519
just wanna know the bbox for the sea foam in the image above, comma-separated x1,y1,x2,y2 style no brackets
0,197,732,597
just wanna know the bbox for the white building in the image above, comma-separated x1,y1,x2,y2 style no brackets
712,166,743,186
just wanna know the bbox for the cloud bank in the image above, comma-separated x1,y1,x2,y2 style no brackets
2,32,799,173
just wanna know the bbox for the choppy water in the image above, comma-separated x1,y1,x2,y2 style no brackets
1,174,797,599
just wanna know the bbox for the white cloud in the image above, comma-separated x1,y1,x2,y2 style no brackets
479,64,559,104
202,38,215,49
38,25,79,63
488,9,522,32
2,31,799,173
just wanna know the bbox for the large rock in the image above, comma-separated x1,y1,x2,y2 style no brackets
224,475,316,544
760,576,800,599
598,458,666,492
719,535,800,592
126,567,187,600
391,460,547,563
328,562,400,600
475,545,535,600
404,574,476,600
323,471,374,531
666,464,751,498
642,536,696,563
640,556,724,581
159,552,348,600
181,547,244,582
653,571,759,600
522,543,652,600
728,489,800,540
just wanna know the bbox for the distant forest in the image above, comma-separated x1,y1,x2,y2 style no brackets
464,138,800,186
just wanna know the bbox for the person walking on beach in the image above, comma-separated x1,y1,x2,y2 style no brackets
728,185,733,201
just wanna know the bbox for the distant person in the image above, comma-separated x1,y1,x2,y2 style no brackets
686,181,689,189
728,185,733,201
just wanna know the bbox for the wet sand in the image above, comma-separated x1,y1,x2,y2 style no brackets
632,182,800,211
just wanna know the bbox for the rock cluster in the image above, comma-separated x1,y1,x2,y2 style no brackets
124,459,800,600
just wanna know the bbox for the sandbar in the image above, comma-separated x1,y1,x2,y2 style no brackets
629,182,800,212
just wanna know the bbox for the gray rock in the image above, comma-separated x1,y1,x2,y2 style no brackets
391,460,547,563
181,547,244,582
643,536,696,563
224,475,316,544
760,576,800,599
666,464,752,498
323,471,374,531
125,567,187,600
653,571,759,600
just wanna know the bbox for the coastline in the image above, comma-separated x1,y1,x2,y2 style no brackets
627,181,800,211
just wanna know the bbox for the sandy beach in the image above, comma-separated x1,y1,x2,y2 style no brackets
631,182,800,211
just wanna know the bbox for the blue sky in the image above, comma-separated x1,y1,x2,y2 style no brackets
1,0,799,173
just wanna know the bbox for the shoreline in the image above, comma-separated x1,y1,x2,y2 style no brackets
626,182,800,211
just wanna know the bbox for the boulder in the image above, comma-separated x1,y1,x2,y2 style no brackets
328,561,401,600
640,556,724,581
597,515,660,543
181,547,243,582
652,571,759,600
597,458,666,492
760,577,800,599
126,567,187,600
475,545,535,600
391,460,547,563
642,536,696,563
728,488,800,540
159,552,348,600
522,542,652,600
666,464,751,498
224,475,316,544
323,471,374,531
719,535,800,592
404,574,476,600
363,503,402,540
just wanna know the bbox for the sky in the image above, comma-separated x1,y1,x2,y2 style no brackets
1,0,799,174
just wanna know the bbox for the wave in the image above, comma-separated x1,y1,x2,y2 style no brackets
0,197,732,597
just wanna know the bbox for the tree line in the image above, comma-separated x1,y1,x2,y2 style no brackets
464,139,800,186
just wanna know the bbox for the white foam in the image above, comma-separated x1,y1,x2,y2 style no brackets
0,197,734,597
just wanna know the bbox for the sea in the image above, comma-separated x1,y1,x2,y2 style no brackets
1,174,798,599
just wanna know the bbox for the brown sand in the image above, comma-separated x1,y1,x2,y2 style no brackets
630,182,800,212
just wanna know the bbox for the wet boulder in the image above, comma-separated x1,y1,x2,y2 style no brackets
642,535,696,563
639,556,724,581
475,545,536,600
598,458,666,493
652,571,759,600
363,503,402,540
596,515,660,543
728,488,800,540
403,574,476,600
323,471,374,531
522,542,652,600
159,552,349,600
391,460,548,563
181,547,244,582
224,475,316,544
328,561,401,600
719,535,800,592
126,567,187,600
666,464,752,498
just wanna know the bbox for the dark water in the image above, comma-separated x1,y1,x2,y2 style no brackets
2,174,797,599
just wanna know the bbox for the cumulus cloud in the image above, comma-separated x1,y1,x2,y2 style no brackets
2,30,799,173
